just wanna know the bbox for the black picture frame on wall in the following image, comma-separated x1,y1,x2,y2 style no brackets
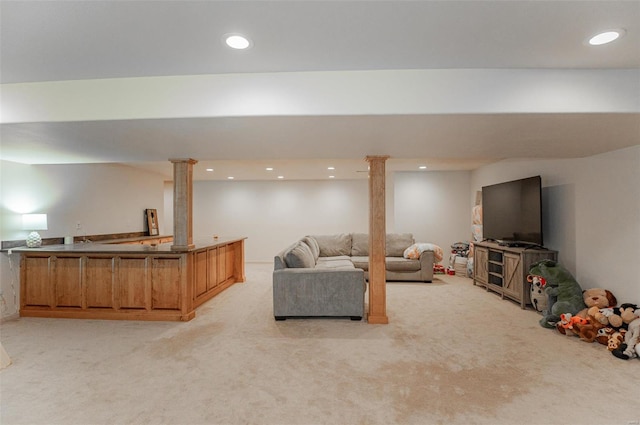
146,208,159,236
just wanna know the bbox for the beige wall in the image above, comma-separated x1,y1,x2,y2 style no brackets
193,179,370,263
394,170,472,253
192,172,473,263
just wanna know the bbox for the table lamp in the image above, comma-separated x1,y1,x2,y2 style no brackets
22,214,48,248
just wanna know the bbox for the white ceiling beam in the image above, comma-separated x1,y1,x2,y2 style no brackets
2,69,638,124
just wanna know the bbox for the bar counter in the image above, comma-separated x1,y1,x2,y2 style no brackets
16,237,246,321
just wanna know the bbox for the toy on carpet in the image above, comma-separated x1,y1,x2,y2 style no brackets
558,313,588,335
527,274,548,313
617,303,640,329
593,312,632,344
612,307,640,360
598,303,638,330
575,288,617,318
574,306,612,342
558,289,618,340
596,327,619,345
613,341,640,360
528,260,585,329
607,330,627,351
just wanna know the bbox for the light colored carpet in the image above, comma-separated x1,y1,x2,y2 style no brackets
1,263,638,425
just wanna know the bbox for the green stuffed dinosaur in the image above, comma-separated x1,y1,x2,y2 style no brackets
528,259,585,329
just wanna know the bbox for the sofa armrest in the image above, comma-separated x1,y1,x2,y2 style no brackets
273,268,365,317
419,250,435,282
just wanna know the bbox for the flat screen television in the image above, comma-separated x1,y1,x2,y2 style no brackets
481,176,543,247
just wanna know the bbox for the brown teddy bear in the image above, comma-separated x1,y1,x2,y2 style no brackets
576,288,617,318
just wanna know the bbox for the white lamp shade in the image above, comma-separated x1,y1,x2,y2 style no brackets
22,214,48,231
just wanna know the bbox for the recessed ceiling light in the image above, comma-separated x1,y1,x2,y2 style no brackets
227,176,234,180
277,176,284,179
224,34,252,50
419,165,427,170
327,166,335,170
206,168,214,172
265,167,274,171
588,29,625,46
329,175,335,179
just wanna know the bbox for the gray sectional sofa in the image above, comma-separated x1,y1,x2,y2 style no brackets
272,233,434,320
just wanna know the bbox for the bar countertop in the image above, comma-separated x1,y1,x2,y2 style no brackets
11,236,246,254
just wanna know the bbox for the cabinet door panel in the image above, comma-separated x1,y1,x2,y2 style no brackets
194,251,208,297
207,248,218,290
217,246,226,284
225,244,235,280
118,258,148,309
23,257,51,307
474,247,488,284
151,258,181,310
502,253,522,298
86,257,114,308
54,257,83,308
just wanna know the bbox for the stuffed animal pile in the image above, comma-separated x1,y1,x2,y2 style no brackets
527,260,640,361
528,260,585,329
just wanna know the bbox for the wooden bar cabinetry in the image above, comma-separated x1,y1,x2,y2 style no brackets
19,237,245,321
473,241,557,309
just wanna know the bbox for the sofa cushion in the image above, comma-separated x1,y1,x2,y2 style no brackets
386,233,414,257
284,241,316,268
312,233,352,257
350,233,369,256
385,257,421,272
315,258,355,269
302,236,320,261
350,256,369,271
317,255,351,262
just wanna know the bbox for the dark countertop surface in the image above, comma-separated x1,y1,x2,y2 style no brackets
11,236,246,254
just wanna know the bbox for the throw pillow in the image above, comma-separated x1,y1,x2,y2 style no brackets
386,233,414,257
311,233,352,257
302,236,320,261
284,241,315,268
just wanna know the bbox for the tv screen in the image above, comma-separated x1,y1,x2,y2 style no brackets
481,176,543,247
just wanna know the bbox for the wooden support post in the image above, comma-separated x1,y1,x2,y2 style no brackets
366,155,389,324
170,158,197,251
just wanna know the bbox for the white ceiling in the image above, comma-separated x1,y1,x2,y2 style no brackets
1,1,639,180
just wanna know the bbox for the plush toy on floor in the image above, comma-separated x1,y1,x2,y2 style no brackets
612,307,640,360
607,331,626,351
576,306,612,342
575,288,617,318
599,303,639,330
559,289,618,340
528,260,585,329
528,274,548,313
558,313,588,336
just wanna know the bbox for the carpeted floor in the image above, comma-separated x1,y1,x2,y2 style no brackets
1,263,638,425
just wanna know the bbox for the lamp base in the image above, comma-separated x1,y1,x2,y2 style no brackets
26,231,42,248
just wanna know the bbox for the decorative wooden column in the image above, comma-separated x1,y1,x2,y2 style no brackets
170,158,197,251
366,155,389,324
